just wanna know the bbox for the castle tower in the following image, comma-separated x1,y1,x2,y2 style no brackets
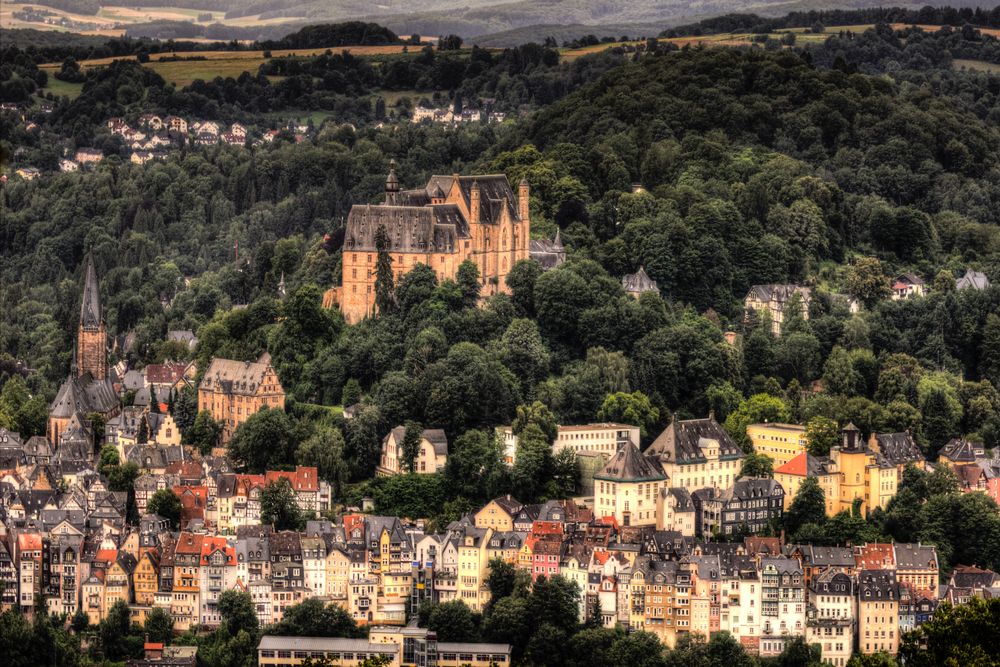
77,254,108,380
385,160,399,205
518,178,530,224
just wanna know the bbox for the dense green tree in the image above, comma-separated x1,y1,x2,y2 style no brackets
296,425,349,496
147,488,181,528
805,415,840,456
260,478,305,530
400,420,423,473
341,378,362,407
267,598,362,638
188,410,223,454
511,423,553,502
227,407,295,472
597,391,660,438
738,452,774,479
846,256,890,307
373,224,396,316
143,607,173,644
444,429,507,502
725,393,791,450
424,600,478,642
511,401,558,443
785,476,827,537
493,318,550,395
218,590,258,635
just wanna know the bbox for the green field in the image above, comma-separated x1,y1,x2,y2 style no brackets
44,77,84,99
954,58,1000,73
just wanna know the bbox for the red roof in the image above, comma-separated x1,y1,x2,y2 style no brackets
144,643,164,651
265,466,318,492
17,533,43,552
94,548,118,563
200,536,236,566
166,461,203,480
175,532,205,555
775,451,809,476
856,543,895,570
145,363,189,385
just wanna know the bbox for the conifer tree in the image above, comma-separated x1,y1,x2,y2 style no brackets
374,224,396,316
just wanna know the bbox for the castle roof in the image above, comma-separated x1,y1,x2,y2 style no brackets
200,357,276,396
49,373,117,419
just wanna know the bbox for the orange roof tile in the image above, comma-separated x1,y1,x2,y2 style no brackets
774,451,809,476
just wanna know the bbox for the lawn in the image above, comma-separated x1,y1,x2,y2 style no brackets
44,77,85,100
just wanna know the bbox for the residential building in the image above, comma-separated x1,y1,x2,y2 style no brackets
748,423,807,468
593,441,667,527
622,267,659,298
744,284,811,335
198,354,285,443
758,557,805,657
891,273,925,300
377,426,448,475
773,452,840,515
857,570,900,655
497,422,638,464
806,570,854,667
646,415,744,495
956,268,990,290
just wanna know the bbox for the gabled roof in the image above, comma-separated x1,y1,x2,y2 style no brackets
872,431,925,467
647,415,742,465
200,357,277,397
594,441,665,483
957,269,990,290
774,451,833,477
939,439,984,464
622,267,658,294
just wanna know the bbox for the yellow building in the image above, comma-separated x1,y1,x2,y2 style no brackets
593,441,667,527
335,164,530,324
646,416,744,494
857,570,900,655
456,527,493,612
133,551,160,606
773,452,840,515
198,354,285,443
830,424,896,515
474,495,522,532
748,423,807,468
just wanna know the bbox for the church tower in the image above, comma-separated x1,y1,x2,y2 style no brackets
77,254,108,380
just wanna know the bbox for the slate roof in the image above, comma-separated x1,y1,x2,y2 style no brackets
200,357,274,396
939,439,984,464
80,254,102,328
647,415,743,465
746,284,811,304
388,426,448,456
859,569,899,600
622,266,658,295
529,229,565,270
594,441,665,483
872,431,925,467
894,543,938,571
50,373,118,418
950,565,999,590
957,269,990,290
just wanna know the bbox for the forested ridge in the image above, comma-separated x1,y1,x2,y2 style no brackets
5,22,1000,578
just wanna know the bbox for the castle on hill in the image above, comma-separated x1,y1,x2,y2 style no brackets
330,162,531,323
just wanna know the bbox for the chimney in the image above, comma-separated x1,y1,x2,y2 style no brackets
470,180,481,225
518,178,529,222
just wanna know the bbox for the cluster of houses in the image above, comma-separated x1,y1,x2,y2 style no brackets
744,271,991,334
410,106,506,125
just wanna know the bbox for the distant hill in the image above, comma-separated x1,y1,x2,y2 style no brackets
469,23,671,47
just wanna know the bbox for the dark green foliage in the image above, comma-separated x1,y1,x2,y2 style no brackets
785,476,826,538
147,488,182,529
143,607,173,644
260,477,305,530
899,597,1000,667
267,598,363,638
227,407,295,472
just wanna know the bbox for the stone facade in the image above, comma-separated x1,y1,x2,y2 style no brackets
197,354,285,444
336,163,530,323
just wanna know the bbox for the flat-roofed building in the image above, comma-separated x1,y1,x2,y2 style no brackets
257,636,400,667
497,422,639,464
748,423,807,468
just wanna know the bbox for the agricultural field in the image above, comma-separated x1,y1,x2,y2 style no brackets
39,45,415,87
953,58,1000,73
1,3,302,37
43,77,85,99
558,23,974,61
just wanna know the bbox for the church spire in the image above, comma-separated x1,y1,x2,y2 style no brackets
80,254,102,330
